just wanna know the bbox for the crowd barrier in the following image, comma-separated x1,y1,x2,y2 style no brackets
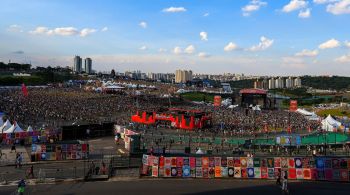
141,155,350,182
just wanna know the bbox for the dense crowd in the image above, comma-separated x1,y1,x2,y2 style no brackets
0,86,321,134
0,87,175,129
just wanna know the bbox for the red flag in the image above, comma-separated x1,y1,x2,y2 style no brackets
264,124,268,133
308,126,311,133
21,83,28,97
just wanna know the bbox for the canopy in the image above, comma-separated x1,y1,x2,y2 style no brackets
322,115,342,132
297,108,320,121
0,119,12,133
27,125,33,132
195,148,205,154
4,122,24,133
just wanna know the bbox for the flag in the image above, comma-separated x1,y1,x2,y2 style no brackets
287,125,291,134
21,83,28,97
308,125,311,133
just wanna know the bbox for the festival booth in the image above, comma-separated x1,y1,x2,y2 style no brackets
0,119,12,133
322,115,342,132
1,123,61,146
31,143,89,161
124,129,140,153
141,155,350,182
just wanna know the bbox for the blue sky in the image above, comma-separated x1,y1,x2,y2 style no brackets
0,0,350,75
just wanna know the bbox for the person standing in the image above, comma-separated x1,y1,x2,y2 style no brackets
27,165,34,179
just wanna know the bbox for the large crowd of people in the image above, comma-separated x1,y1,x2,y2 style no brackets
0,85,321,135
0,87,176,129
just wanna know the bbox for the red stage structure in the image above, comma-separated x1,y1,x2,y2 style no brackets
131,108,212,130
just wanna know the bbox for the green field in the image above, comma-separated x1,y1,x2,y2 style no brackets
181,92,215,102
316,108,350,118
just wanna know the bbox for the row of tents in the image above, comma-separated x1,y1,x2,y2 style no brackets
0,119,33,134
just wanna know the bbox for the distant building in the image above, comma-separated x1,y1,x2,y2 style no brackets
221,83,232,93
294,77,302,88
275,77,285,89
286,77,293,88
84,58,92,74
268,77,275,89
73,56,82,73
175,69,193,83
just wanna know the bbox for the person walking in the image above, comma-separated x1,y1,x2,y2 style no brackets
281,171,289,194
17,178,26,195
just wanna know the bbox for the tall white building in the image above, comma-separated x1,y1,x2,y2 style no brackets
268,77,275,89
275,77,285,89
175,69,193,83
294,77,302,88
286,77,293,88
84,58,92,74
73,56,82,73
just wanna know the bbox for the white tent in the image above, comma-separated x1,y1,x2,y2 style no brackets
4,122,24,133
297,108,320,121
27,125,33,132
196,148,205,154
0,120,12,133
322,115,342,132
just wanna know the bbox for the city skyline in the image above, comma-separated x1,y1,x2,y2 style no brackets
0,0,350,76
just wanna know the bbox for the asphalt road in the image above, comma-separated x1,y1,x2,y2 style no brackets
1,179,350,195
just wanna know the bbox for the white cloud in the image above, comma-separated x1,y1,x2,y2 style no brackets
198,52,210,58
282,57,306,69
139,46,148,50
224,42,239,52
29,26,97,37
282,0,308,12
139,21,147,28
184,45,195,54
344,41,350,48
327,0,350,15
249,36,274,51
80,28,97,37
7,24,23,32
53,27,79,36
173,47,182,55
242,0,267,16
29,26,49,35
200,31,208,41
299,8,311,18
159,48,167,52
203,13,210,17
313,0,337,4
295,49,319,57
319,38,341,49
162,7,187,13
335,54,350,62
101,27,108,32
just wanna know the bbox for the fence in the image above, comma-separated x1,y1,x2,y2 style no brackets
141,154,350,182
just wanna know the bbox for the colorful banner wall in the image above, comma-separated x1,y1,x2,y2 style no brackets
141,155,350,182
31,143,88,161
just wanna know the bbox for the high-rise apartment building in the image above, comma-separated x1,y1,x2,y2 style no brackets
73,56,82,73
175,69,193,83
84,58,92,74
